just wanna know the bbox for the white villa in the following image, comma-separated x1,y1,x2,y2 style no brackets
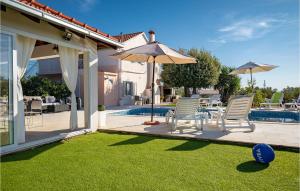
37,31,162,106
98,31,161,106
0,0,124,154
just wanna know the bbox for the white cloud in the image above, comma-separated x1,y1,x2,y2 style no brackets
208,39,227,44
80,0,97,12
210,17,287,44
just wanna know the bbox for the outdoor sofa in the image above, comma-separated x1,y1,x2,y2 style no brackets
24,96,70,113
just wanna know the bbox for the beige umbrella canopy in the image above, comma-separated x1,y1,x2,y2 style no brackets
113,42,196,64
230,61,278,89
111,41,196,124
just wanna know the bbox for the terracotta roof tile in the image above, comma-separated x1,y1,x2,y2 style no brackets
18,0,119,42
113,32,144,42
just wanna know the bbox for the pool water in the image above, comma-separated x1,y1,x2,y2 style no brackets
111,107,300,123
249,110,300,123
112,107,170,117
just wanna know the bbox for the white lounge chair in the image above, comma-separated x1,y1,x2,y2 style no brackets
169,98,200,133
284,94,300,110
260,92,284,109
216,94,255,131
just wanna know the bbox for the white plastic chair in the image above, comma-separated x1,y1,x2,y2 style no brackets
260,92,284,109
169,98,200,133
216,95,255,131
284,94,300,110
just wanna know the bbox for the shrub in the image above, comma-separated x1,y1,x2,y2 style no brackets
21,76,71,99
253,90,265,107
215,66,241,103
261,87,275,99
282,86,300,102
98,105,106,111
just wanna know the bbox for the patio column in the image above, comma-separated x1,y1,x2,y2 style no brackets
83,40,98,132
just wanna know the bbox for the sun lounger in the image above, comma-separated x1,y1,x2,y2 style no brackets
284,94,300,110
216,94,255,131
168,98,201,133
260,92,284,109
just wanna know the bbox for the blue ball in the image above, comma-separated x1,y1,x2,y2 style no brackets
252,144,275,164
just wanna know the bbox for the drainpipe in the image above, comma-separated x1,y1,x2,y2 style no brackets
117,49,122,105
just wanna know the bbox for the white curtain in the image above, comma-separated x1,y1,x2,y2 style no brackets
16,35,36,143
59,46,79,130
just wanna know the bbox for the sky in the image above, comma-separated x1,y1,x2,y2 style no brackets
39,0,299,90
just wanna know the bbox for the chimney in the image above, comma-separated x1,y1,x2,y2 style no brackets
149,30,155,42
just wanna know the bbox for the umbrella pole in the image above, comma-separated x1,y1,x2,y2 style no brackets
250,68,253,91
151,59,156,122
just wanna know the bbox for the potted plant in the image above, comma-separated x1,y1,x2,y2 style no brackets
98,105,106,128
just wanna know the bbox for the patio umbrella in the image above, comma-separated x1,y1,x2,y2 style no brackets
111,41,196,124
229,61,278,89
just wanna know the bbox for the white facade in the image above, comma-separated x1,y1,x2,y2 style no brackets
0,0,122,154
98,32,161,106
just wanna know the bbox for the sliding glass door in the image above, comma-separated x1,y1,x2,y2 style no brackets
0,33,14,146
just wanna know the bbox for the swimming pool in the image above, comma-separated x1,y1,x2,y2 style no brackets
111,107,300,123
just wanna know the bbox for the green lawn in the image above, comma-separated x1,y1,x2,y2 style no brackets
161,103,176,107
1,133,299,191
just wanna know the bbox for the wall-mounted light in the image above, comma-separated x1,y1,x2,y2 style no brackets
63,31,72,41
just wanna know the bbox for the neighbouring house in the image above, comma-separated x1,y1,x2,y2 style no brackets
37,31,162,107
0,0,123,154
97,31,161,106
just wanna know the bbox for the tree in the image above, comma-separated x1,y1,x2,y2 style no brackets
161,49,221,96
215,66,241,103
261,87,275,99
21,76,71,99
282,86,300,102
188,49,220,93
252,89,265,107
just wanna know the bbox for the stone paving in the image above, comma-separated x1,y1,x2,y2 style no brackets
104,114,300,148
24,108,300,148
25,110,85,142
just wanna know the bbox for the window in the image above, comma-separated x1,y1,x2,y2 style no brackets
124,81,133,96
0,33,14,146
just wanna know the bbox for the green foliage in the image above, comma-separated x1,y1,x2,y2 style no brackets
237,87,266,107
252,90,265,107
188,49,221,88
237,87,252,95
161,49,221,96
0,77,8,97
247,78,256,91
282,86,300,102
98,105,106,111
21,76,70,99
238,86,299,107
260,87,275,99
215,66,241,103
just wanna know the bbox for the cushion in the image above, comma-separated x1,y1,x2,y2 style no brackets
46,96,56,103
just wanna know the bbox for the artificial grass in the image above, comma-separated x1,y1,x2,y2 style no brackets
161,103,176,107
1,132,299,191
